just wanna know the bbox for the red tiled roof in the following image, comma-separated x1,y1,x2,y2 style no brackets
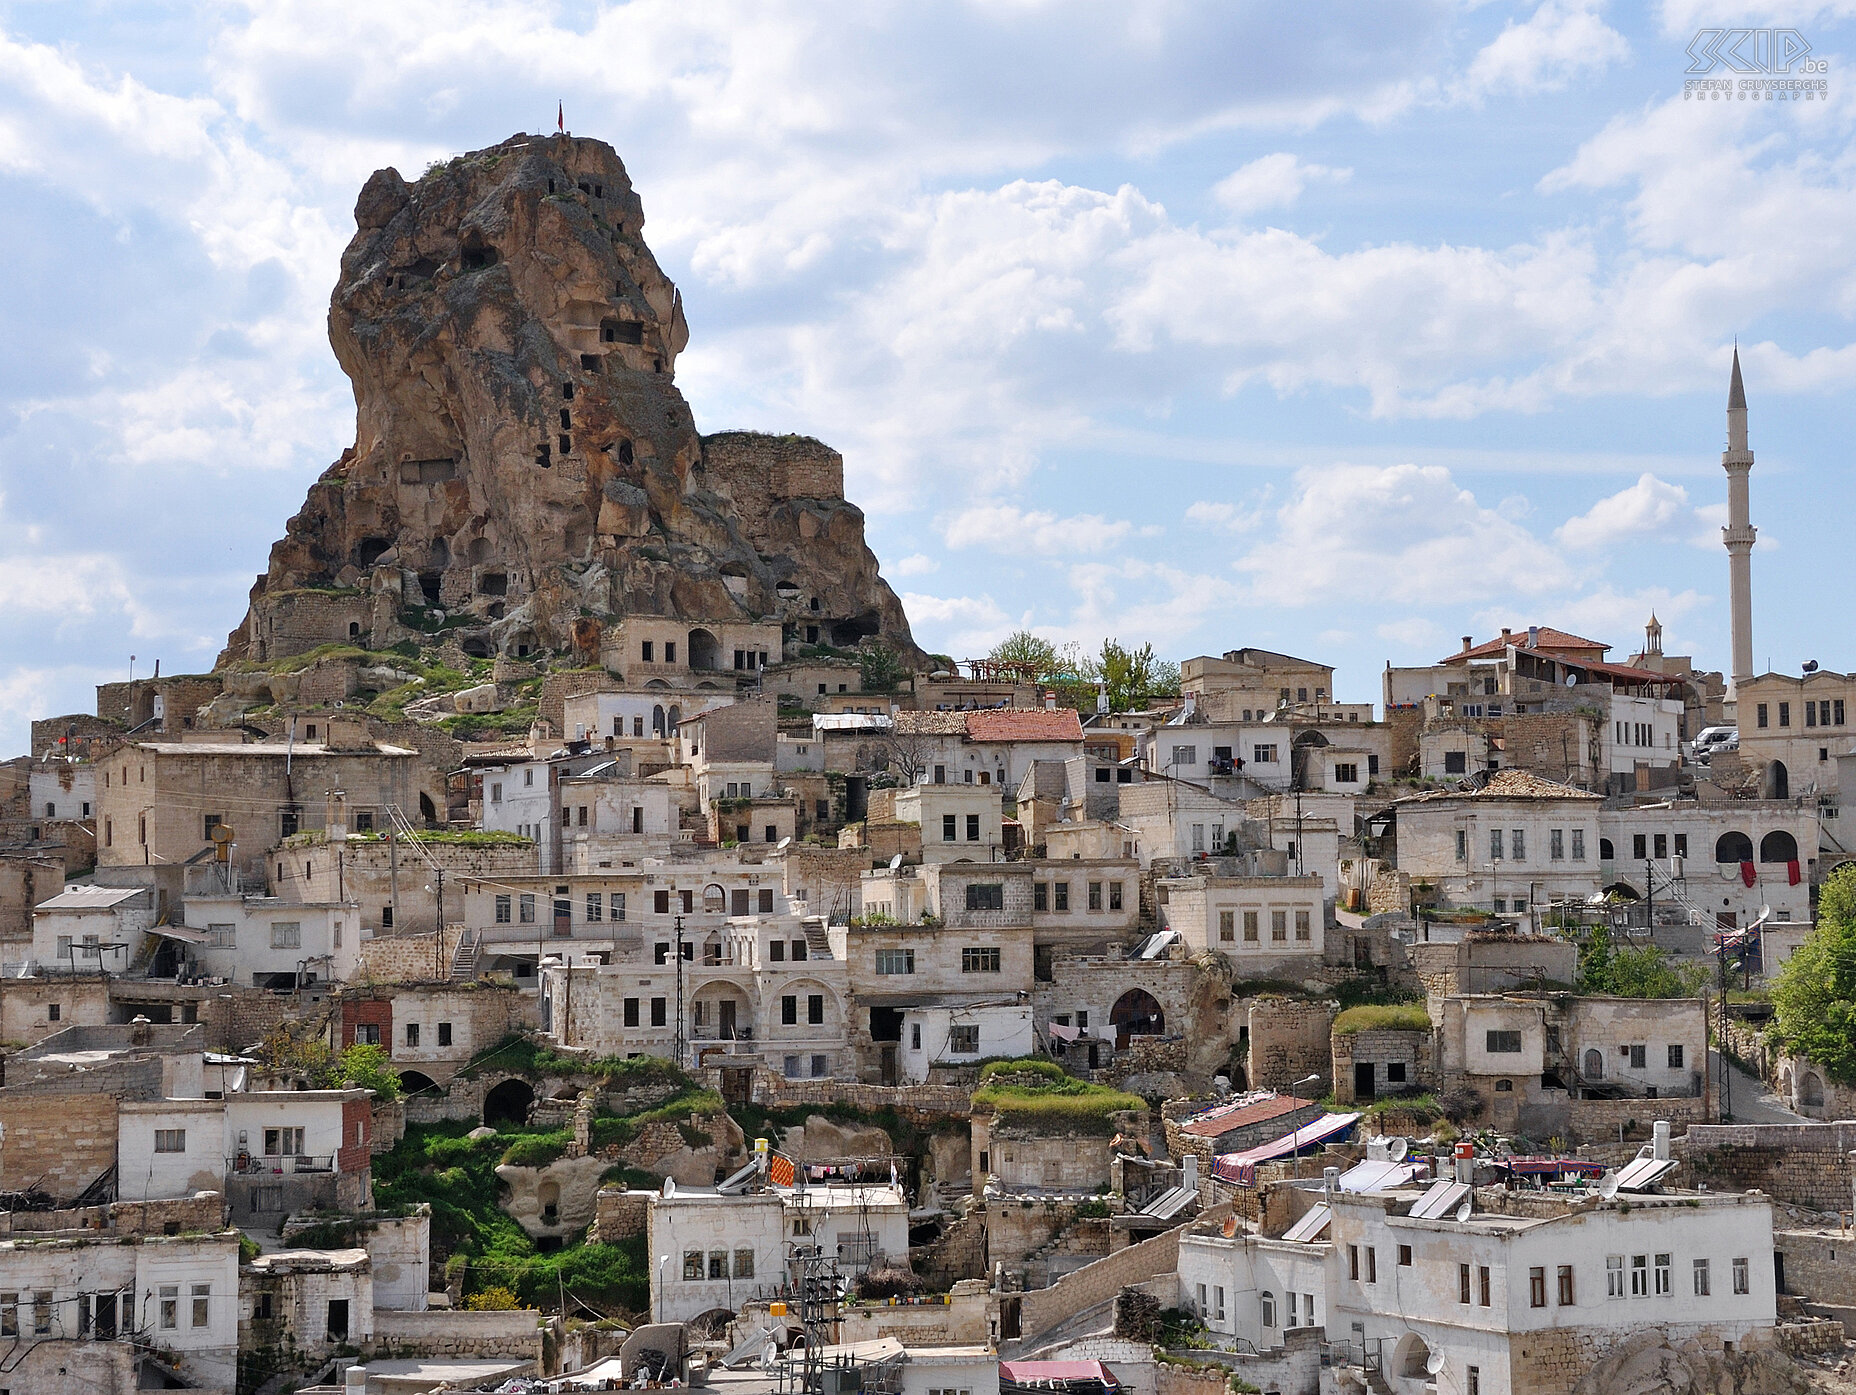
1179,1093,1316,1137
1441,627,1610,664
964,709,1085,743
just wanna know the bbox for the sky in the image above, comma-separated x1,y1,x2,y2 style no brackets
2,0,1854,756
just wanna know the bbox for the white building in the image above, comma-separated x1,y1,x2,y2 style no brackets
28,884,155,975
1392,772,1604,914
170,893,361,988
1157,874,1326,970
893,784,1006,864
898,1002,1034,1082
27,761,96,823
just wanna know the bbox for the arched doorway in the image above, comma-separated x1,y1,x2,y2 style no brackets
419,793,438,827
1599,838,1615,861
1395,1333,1433,1380
1759,830,1799,863
688,628,721,671
1583,1049,1604,1080
1801,1071,1825,1108
398,1070,439,1096
1715,832,1754,865
1110,989,1164,1048
483,1078,535,1128
1764,761,1789,800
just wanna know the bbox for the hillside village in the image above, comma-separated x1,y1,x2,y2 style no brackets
3,132,1856,1395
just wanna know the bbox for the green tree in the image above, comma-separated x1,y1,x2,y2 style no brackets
1771,865,1856,1083
857,641,904,693
1578,923,1706,998
1090,639,1178,711
989,630,1062,677
339,1042,402,1098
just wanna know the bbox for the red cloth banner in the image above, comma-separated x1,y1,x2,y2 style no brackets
1741,860,1757,887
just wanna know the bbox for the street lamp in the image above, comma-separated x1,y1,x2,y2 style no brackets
657,1254,671,1324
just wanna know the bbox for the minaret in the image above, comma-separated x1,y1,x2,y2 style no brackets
1722,347,1756,687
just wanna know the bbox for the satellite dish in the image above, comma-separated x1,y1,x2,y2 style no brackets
1387,1137,1409,1162
1455,1198,1474,1223
1598,1171,1621,1200
1565,673,1579,687
1221,1214,1239,1238
888,853,904,871
1426,1352,1447,1376
775,836,792,851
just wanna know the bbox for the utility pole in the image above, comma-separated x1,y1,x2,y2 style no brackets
1645,858,1654,940
435,869,446,978
388,812,401,935
674,912,686,1069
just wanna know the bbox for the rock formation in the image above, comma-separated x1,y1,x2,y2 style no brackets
220,133,917,672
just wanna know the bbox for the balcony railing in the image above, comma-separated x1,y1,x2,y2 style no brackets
228,1153,335,1176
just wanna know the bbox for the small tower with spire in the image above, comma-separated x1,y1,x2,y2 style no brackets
1722,347,1756,687
1644,612,1663,657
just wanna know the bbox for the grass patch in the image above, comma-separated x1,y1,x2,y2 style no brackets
1332,1004,1432,1035
374,1120,648,1314
972,1060,1143,1136
459,1038,691,1090
588,1087,725,1153
500,1130,571,1168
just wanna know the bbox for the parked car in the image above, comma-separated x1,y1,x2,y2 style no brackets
1691,726,1738,761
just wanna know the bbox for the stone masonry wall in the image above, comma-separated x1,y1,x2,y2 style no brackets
1245,997,1336,1092
1771,1230,1856,1305
0,1091,118,1200
1016,1204,1230,1345
357,925,465,984
1683,1123,1856,1211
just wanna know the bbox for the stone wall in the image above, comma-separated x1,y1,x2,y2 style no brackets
1565,1092,1707,1144
198,985,310,1054
368,1306,543,1360
0,1091,118,1200
747,1072,971,1118
915,1209,989,1290
1683,1122,1856,1211
592,1186,649,1243
1331,1028,1432,1105
542,670,611,736
1016,1206,1229,1346
1772,1230,1856,1305
1244,997,1336,1092
357,925,465,984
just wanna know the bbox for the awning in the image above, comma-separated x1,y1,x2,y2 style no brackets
149,925,211,945
1211,1112,1361,1186
1500,1156,1606,1178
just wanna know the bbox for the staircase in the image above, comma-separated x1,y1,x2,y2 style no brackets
804,920,832,958
449,929,479,980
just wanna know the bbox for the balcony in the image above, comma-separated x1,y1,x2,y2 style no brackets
229,1153,335,1176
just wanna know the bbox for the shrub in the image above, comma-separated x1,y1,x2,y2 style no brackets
500,1131,570,1169
339,1043,402,1098
1332,1004,1432,1036
972,1063,1143,1135
466,1286,524,1311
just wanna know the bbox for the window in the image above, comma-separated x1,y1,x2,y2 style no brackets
1265,910,1283,941
495,894,512,924
1459,1263,1472,1304
438,1022,452,1047
942,814,957,841
1348,1245,1359,1280
47,1003,59,1022
1572,828,1585,860
1171,745,1197,768
1756,702,1769,728
962,947,1002,973
1243,910,1259,942
1530,1266,1546,1307
1550,828,1564,860
154,1129,186,1153
1215,1286,1227,1323
1779,701,1791,727
770,940,786,962
1654,1253,1671,1295
1668,1044,1684,1068
1088,881,1103,911
650,997,666,1027
270,921,301,949
1456,829,1467,861
950,1025,980,1054
1386,1062,1406,1083
1285,1291,1296,1327
1490,829,1504,860
1486,1030,1522,1053
791,939,806,961
1366,1246,1377,1283
1607,1255,1625,1298
1733,1257,1749,1294
965,883,1004,911
519,894,536,923
1694,1258,1711,1296
1334,763,1358,783
683,1250,702,1280
1220,910,1235,942
207,922,235,949
1445,750,1468,774
1054,883,1070,911
1479,1265,1491,1306
1654,833,1668,859
808,994,824,1024
1559,1264,1575,1305
811,1054,829,1077
1631,1254,1649,1297
1467,1367,1481,1395
1511,828,1525,861
911,1023,922,1049
782,995,798,1025
875,949,915,975
1034,883,1049,911
192,1283,211,1328
1260,1292,1275,1327
734,1249,755,1279
1109,881,1124,911
1295,910,1311,941
1253,744,1277,764
624,998,639,1027
586,892,603,922
160,1284,179,1329
1628,1044,1647,1069
966,814,980,842
0,1292,15,1338
354,1023,381,1045
405,1023,420,1047
1398,1244,1412,1266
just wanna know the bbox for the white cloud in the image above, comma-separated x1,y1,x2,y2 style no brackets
889,552,939,577
1455,1,1629,102
943,503,1134,556
1212,153,1351,215
898,592,1015,657
1376,617,1442,649
1235,463,1573,607
1185,501,1242,528
1555,473,1692,548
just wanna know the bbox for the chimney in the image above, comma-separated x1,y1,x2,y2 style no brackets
1044,691,1057,712
130,1015,152,1047
1527,625,1540,649
1323,1165,1340,1203
1653,1120,1671,1161
1461,636,1473,653
1500,627,1512,643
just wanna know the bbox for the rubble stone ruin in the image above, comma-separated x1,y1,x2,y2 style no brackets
220,132,917,669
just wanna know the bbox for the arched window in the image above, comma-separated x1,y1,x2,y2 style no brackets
1260,1292,1275,1328
668,704,682,733
1715,832,1754,864
1759,830,1799,863
1599,838,1615,861
652,704,666,736
1583,1048,1604,1080
1764,760,1790,800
